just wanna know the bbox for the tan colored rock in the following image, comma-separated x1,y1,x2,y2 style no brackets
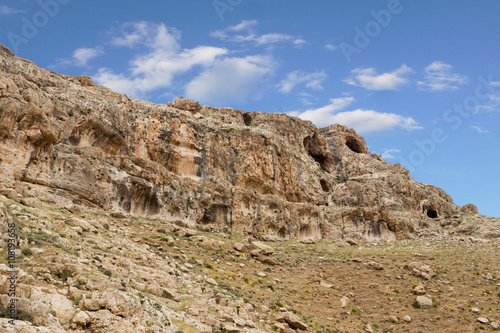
249,241,275,255
233,242,245,252
461,203,479,214
320,280,334,288
283,312,308,330
0,42,497,254
170,96,202,113
221,323,241,333
0,188,19,201
415,295,433,309
72,310,91,326
365,261,384,270
80,75,94,87
162,288,180,301
412,285,426,295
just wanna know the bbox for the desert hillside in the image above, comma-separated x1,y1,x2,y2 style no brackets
0,44,499,332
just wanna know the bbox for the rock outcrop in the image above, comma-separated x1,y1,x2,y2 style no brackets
0,43,495,243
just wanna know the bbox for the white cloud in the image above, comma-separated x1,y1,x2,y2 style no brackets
72,47,104,66
210,20,304,46
296,92,317,106
418,61,468,91
344,64,413,90
276,71,327,94
325,44,337,51
109,21,181,50
54,47,104,68
94,22,228,97
475,85,500,113
380,148,401,159
293,39,307,48
185,55,275,105
0,5,24,15
226,20,258,32
471,125,488,134
290,96,422,133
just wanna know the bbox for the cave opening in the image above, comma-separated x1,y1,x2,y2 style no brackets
278,227,287,239
320,179,330,192
243,113,252,126
302,134,334,171
346,136,363,153
426,209,438,218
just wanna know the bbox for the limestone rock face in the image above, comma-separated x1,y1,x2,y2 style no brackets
169,96,201,113
461,203,479,214
0,43,494,243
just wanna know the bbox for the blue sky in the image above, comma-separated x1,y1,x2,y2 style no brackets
1,0,499,216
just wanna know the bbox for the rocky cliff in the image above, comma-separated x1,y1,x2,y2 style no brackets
1,44,500,333
0,44,495,242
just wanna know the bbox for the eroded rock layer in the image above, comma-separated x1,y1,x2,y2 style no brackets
0,44,484,242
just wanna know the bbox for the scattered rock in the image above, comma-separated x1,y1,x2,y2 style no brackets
477,317,489,324
68,205,82,214
282,312,308,330
162,288,180,302
320,280,333,288
340,295,349,308
0,188,19,201
405,262,435,280
233,242,245,252
415,295,433,309
110,212,126,218
388,315,398,323
490,322,499,329
365,261,384,270
402,315,412,322
177,228,197,237
412,285,426,295
221,323,241,333
249,241,275,255
261,257,277,265
72,311,91,326
205,277,219,285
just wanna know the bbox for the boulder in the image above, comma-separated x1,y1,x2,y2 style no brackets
461,203,479,214
283,312,308,330
415,295,433,309
170,96,201,113
72,311,91,326
249,241,275,255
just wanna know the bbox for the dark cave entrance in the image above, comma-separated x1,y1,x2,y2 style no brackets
278,227,287,239
345,136,364,153
320,179,330,192
243,113,252,126
302,134,334,171
426,209,438,218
